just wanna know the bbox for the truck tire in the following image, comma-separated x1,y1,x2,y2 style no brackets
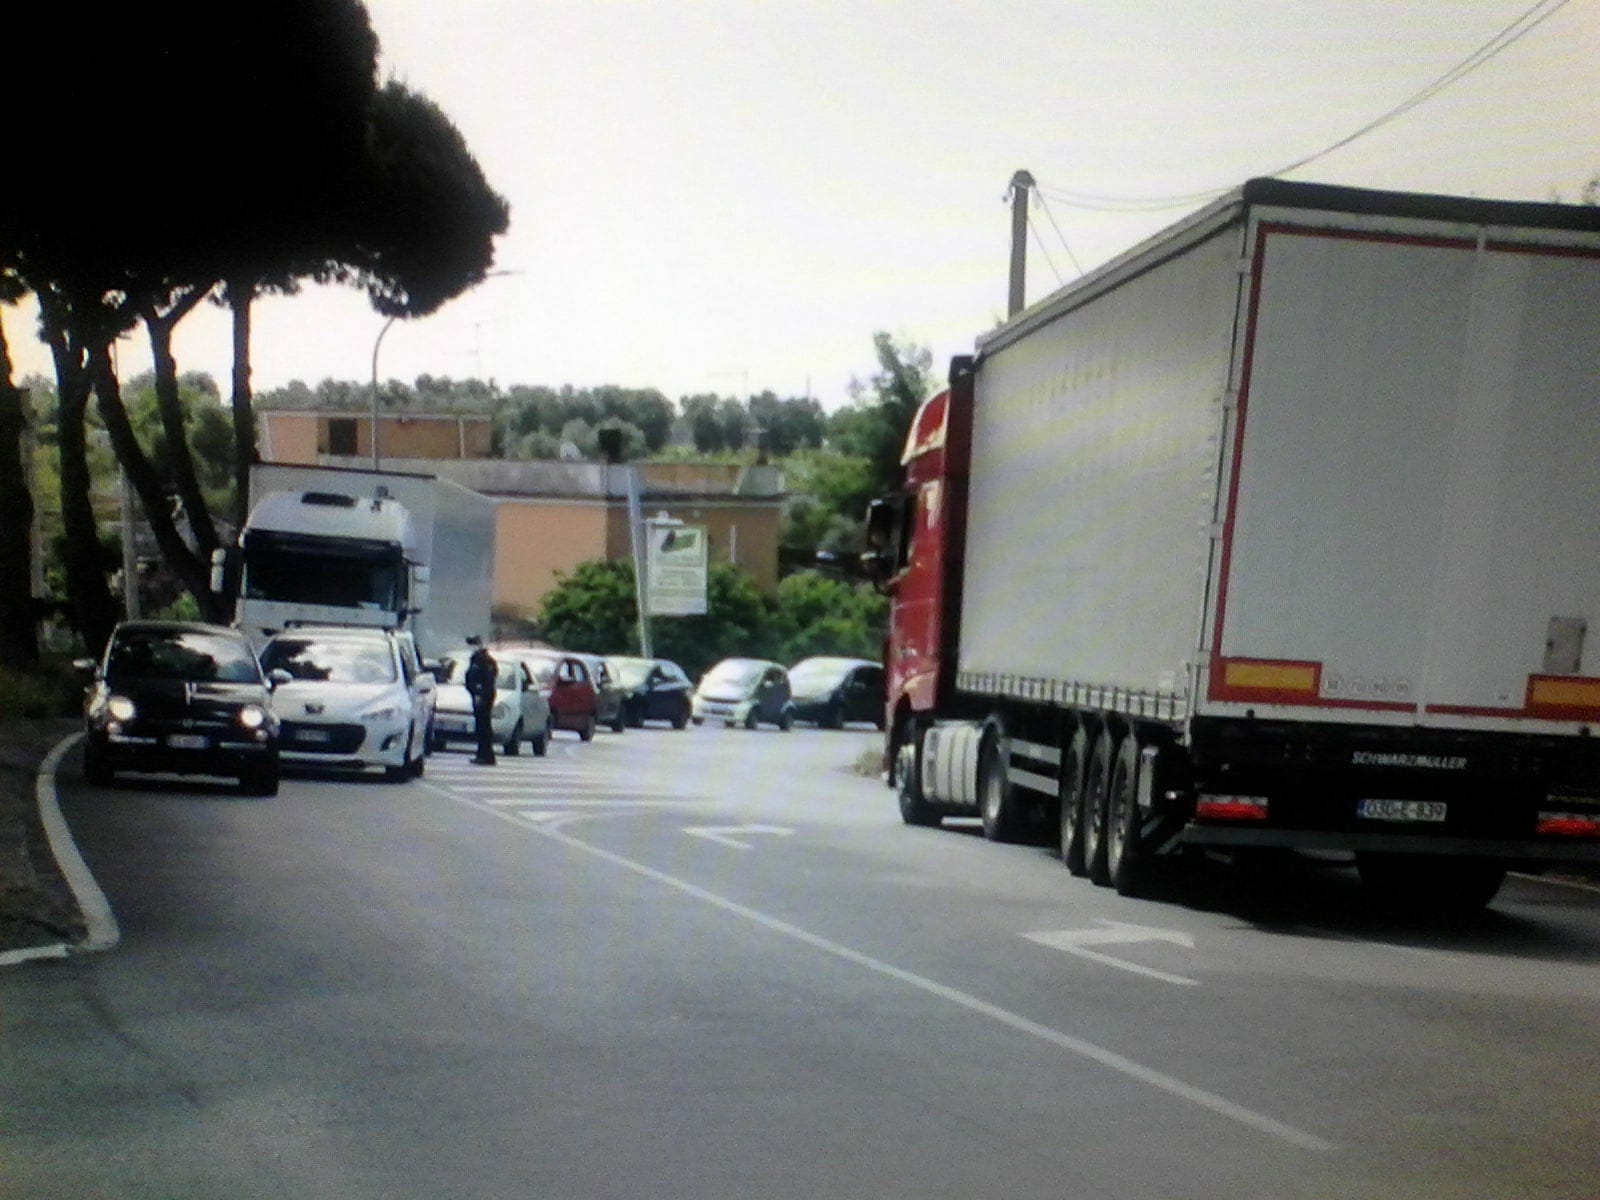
1059,727,1090,876
1082,730,1115,885
978,725,1028,843
897,737,941,827
1106,735,1148,896
1356,853,1507,915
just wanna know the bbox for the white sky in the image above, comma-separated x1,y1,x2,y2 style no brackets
6,0,1598,409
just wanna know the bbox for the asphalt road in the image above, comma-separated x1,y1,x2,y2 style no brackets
3,725,1598,1198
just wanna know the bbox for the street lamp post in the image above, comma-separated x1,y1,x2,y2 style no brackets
369,315,398,470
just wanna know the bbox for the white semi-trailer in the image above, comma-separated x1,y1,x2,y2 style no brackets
872,179,1600,911
222,463,494,658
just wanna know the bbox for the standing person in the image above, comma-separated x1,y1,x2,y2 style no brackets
464,636,498,765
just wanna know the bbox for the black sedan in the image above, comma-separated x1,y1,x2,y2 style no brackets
607,656,693,729
80,620,281,795
786,657,886,729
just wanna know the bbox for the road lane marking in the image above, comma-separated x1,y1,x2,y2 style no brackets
683,824,796,850
420,779,1334,1153
1023,922,1199,986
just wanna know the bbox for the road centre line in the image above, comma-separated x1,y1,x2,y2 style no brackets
424,778,1333,1153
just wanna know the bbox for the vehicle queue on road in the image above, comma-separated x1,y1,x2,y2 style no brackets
77,619,888,795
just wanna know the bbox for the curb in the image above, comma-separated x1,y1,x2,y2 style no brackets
0,732,119,967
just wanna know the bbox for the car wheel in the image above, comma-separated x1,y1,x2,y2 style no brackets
609,709,626,734
531,720,550,757
743,709,758,731
83,737,113,787
672,707,689,730
239,760,279,797
777,706,793,731
504,718,523,757
579,716,596,742
691,716,704,726
821,702,843,730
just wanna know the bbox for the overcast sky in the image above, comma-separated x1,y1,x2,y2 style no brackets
7,0,1597,408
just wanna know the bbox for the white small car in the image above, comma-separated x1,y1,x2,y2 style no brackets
260,626,434,780
429,649,553,756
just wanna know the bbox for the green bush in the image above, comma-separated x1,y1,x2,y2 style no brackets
0,657,86,719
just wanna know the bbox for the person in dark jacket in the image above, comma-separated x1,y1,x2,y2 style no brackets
464,637,498,765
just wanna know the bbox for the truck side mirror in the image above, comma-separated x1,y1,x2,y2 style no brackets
209,548,227,594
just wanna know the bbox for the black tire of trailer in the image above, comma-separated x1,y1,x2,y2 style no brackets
1106,734,1150,896
978,721,1029,843
1059,726,1090,876
1082,729,1116,885
1355,853,1507,915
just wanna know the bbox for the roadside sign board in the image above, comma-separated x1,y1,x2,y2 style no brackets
646,522,707,616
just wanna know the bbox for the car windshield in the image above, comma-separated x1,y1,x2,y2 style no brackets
608,658,656,688
260,637,397,684
107,629,261,684
788,659,855,691
702,660,765,690
436,652,520,690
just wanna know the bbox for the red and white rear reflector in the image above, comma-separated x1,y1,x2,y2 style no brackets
1535,811,1600,839
1196,794,1269,821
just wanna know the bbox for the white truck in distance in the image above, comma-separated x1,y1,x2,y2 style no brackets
221,463,494,658
872,178,1600,912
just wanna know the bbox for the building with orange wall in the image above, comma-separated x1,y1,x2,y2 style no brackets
256,405,786,623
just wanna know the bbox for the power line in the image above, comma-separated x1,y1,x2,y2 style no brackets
1034,0,1574,212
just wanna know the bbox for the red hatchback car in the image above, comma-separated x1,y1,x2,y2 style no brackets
492,647,600,741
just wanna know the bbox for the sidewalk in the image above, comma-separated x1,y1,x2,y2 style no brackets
0,720,87,955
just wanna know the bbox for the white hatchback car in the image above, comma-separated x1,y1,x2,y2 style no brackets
260,626,434,780
429,648,554,756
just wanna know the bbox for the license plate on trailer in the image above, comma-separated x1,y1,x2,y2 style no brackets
167,733,208,750
1357,798,1447,823
294,728,332,744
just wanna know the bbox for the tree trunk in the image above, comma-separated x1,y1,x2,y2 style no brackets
143,286,220,558
42,317,121,654
0,311,40,667
89,346,221,619
228,281,258,534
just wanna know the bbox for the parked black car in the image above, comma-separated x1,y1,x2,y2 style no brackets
787,657,886,729
80,620,281,795
608,656,693,729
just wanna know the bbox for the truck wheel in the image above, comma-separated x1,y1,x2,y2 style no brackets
978,725,1027,843
1357,854,1507,915
1106,735,1148,896
1082,730,1115,885
1059,728,1090,876
897,736,940,827
504,719,523,756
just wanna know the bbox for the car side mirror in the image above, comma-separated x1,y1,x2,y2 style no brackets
71,657,97,677
267,668,293,689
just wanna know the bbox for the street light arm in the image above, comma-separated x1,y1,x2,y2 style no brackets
370,315,398,470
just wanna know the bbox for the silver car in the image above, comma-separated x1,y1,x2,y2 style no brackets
430,649,554,756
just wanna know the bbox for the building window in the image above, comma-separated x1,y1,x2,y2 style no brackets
327,418,358,456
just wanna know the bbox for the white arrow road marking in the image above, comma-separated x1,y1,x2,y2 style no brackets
683,824,796,850
1023,920,1199,986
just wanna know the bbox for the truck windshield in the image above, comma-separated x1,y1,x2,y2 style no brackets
243,532,405,612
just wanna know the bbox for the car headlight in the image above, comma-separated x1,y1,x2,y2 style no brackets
237,704,268,730
492,703,509,719
360,705,400,723
106,694,137,722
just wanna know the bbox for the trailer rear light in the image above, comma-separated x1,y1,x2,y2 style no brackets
1535,811,1600,838
1525,675,1600,721
1196,794,1269,820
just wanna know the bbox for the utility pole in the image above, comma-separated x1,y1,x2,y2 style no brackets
1007,169,1035,318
